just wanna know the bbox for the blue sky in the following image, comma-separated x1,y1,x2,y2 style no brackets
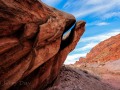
42,0,120,64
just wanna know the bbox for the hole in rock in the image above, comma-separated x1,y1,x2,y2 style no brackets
61,23,76,50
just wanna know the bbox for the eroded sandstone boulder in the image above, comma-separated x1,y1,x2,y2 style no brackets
0,0,85,90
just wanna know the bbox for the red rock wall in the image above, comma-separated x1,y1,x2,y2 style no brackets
75,34,120,64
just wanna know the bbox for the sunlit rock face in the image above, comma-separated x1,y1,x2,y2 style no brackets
0,0,85,89
75,34,120,64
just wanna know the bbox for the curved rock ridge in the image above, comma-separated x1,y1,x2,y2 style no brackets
75,34,120,64
0,0,85,90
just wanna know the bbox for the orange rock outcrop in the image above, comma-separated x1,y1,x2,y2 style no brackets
76,34,120,64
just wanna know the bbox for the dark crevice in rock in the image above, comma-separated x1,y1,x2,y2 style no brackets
25,51,36,71
62,23,76,39
14,25,25,39
44,76,58,90
0,24,23,37
60,24,76,50
63,20,76,34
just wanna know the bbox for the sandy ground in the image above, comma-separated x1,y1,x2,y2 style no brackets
102,74,120,90
73,60,120,90
46,66,117,90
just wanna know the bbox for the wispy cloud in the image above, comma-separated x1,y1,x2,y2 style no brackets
75,30,119,53
75,42,98,52
102,12,120,19
80,29,120,43
96,22,110,26
62,0,120,19
73,4,111,18
42,0,61,6
65,53,86,64
87,22,110,26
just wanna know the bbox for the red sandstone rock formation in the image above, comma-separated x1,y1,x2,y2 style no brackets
75,34,120,64
0,0,85,90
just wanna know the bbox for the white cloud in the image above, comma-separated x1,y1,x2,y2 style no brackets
85,0,105,5
63,0,120,19
87,22,110,26
66,54,86,61
73,4,111,18
96,22,110,26
63,1,70,8
65,53,86,64
80,29,120,43
42,0,61,6
75,42,98,52
102,12,120,19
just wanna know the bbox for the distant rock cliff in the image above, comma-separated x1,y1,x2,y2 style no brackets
75,34,120,64
0,0,85,90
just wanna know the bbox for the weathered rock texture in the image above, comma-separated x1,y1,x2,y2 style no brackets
0,0,85,90
75,34,120,64
46,66,116,90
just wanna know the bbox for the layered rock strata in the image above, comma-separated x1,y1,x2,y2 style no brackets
75,34,120,64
